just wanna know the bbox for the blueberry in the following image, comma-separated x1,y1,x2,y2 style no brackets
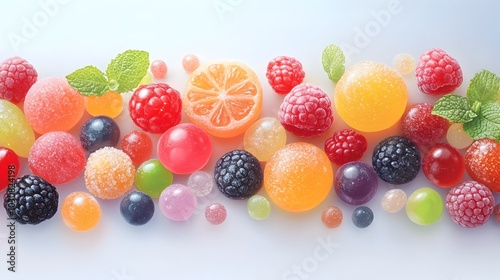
120,191,155,226
352,206,374,228
80,116,120,153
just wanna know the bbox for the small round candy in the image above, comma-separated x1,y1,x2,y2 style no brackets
61,192,101,231
24,77,85,134
84,147,135,199
205,203,227,225
134,159,173,198
392,53,415,75
80,116,121,153
119,130,153,166
151,60,168,79
157,123,212,174
352,206,374,228
182,54,200,73
321,206,343,228
406,187,443,225
120,191,155,226
243,117,287,162
0,147,20,191
84,91,123,118
422,143,464,188
0,99,35,158
187,171,214,197
446,123,473,149
247,195,271,220
264,142,333,212
28,131,86,184
381,189,407,213
334,161,378,205
159,184,197,222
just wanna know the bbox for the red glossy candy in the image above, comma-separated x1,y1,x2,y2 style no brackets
0,147,20,191
422,143,464,188
119,130,153,166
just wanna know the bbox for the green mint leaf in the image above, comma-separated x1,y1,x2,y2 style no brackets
106,50,149,93
322,44,345,82
65,66,109,96
466,70,500,103
431,94,477,123
463,102,500,140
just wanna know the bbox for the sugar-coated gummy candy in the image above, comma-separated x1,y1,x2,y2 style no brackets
0,147,20,191
84,91,123,118
243,117,286,162
334,161,378,205
0,100,35,158
119,130,153,166
406,187,443,225
80,116,121,154
205,202,227,225
159,184,197,222
464,138,500,192
157,123,212,174
187,171,214,197
264,142,333,212
334,61,407,132
134,159,173,198
28,131,85,185
23,77,84,134
84,147,135,199
247,195,271,220
381,189,407,213
61,192,101,231
352,206,374,228
321,206,343,228
120,191,155,226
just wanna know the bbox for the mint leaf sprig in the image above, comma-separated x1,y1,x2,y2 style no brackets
66,50,149,96
322,44,345,83
432,70,500,141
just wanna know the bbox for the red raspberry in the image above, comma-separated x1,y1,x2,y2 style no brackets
278,84,333,137
0,56,38,103
401,103,449,147
446,181,495,228
129,83,182,134
266,56,305,94
324,129,367,166
415,48,463,95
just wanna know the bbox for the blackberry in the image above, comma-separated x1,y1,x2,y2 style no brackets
214,150,263,199
3,174,59,224
372,136,421,185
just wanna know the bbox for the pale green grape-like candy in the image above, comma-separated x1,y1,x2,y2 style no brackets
243,117,286,162
446,123,473,149
406,187,443,225
0,100,35,158
247,195,271,220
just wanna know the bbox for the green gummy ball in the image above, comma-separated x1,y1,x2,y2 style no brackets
406,187,443,225
247,195,271,220
134,159,173,198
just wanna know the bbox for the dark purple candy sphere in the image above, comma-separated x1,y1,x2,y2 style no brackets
334,161,378,205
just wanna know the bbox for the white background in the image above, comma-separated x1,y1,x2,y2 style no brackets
1,0,500,279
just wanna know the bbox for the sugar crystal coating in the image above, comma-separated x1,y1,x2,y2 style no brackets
464,138,500,192
381,189,407,213
243,117,286,162
321,206,343,228
159,184,197,222
0,100,35,158
205,202,227,225
61,192,101,231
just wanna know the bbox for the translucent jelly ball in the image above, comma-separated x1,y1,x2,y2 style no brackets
23,77,84,134
334,61,407,132
187,171,214,197
381,189,407,213
157,123,212,174
151,60,168,79
247,195,271,220
447,123,473,149
0,99,35,158
422,143,464,188
321,206,343,228
334,161,378,205
406,187,444,225
80,116,121,154
205,203,227,225
119,130,153,166
84,147,135,199
84,91,123,118
159,184,197,222
243,117,287,162
182,54,200,73
392,53,415,75
61,192,101,231
264,142,333,212
352,206,374,228
0,147,20,191
28,131,86,184
135,159,174,198
120,191,155,226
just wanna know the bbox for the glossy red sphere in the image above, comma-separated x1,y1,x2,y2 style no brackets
422,143,464,188
0,147,20,191
119,130,153,166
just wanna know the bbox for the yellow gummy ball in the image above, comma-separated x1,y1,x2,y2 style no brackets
334,61,408,132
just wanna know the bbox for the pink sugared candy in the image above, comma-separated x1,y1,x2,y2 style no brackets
157,123,212,174
23,77,85,135
205,203,227,225
159,184,197,221
28,131,85,184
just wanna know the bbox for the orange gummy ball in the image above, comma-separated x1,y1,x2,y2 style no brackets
61,192,101,231
264,142,333,212
334,61,408,132
84,91,123,118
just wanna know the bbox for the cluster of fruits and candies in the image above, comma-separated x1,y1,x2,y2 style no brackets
2,47,500,232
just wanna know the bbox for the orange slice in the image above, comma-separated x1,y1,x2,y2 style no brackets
183,61,263,138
